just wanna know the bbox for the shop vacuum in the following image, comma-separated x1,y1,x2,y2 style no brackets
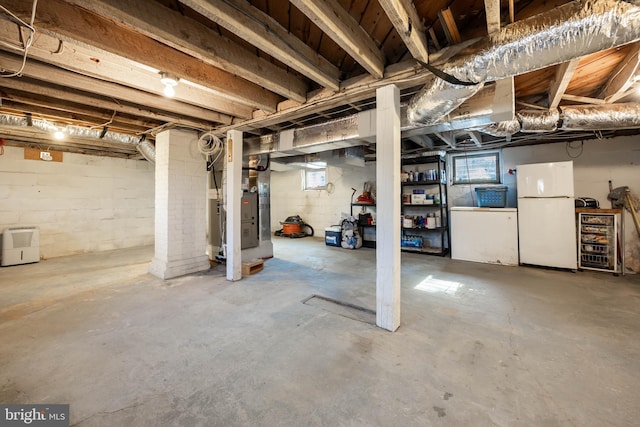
274,215,314,238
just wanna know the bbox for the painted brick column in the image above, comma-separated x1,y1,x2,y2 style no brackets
149,129,209,279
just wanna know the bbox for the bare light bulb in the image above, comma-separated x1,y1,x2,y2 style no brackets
163,84,176,97
53,129,65,140
160,72,179,98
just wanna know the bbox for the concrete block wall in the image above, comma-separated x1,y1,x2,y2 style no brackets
149,129,209,279
0,146,154,259
271,162,376,234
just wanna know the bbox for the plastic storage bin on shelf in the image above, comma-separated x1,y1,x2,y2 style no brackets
475,186,508,208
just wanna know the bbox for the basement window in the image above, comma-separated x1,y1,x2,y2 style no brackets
302,162,327,190
451,151,501,185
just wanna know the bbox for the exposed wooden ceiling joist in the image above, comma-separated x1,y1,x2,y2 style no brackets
0,78,215,130
0,51,227,126
216,60,430,134
468,131,483,147
438,8,461,45
1,0,639,156
0,19,251,121
484,0,501,34
378,0,429,63
180,0,341,91
291,0,385,78
1,0,281,113
601,42,640,103
409,134,434,149
549,59,580,108
561,94,607,104
62,0,308,103
428,28,442,51
435,131,457,148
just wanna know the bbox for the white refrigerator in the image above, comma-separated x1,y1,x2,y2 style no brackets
517,161,577,270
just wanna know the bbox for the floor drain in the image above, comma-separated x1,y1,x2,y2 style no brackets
302,294,376,325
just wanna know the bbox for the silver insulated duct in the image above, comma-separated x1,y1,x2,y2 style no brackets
518,109,560,133
560,103,640,129
136,139,156,164
0,113,155,162
477,103,640,136
478,119,521,137
408,0,640,125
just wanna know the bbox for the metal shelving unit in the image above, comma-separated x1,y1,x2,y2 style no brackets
400,155,449,256
351,202,376,248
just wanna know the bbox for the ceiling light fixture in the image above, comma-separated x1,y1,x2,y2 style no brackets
53,127,65,140
160,72,179,97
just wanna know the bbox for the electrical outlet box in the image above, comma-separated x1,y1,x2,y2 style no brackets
40,151,53,161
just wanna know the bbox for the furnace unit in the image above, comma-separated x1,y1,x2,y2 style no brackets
241,192,259,249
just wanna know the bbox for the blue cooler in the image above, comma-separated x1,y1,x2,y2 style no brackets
325,226,342,247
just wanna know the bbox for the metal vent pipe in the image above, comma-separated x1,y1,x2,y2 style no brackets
408,0,640,125
0,113,155,161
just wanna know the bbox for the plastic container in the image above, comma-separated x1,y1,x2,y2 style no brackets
475,186,508,208
325,226,342,246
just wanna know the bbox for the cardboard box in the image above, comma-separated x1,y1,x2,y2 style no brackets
411,194,426,204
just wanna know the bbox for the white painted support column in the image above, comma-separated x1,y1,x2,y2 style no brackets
226,129,243,281
376,85,401,332
149,129,210,279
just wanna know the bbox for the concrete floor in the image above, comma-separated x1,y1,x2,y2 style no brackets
0,237,639,426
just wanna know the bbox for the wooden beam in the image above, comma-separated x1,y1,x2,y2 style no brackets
409,135,434,149
0,78,214,130
62,0,307,103
509,0,515,23
2,0,281,112
291,0,385,78
560,94,607,105
217,60,431,134
0,51,229,125
516,100,547,110
428,28,442,51
601,42,640,103
435,132,457,148
0,20,252,120
549,59,580,108
438,8,461,45
181,0,340,91
378,0,429,63
484,0,501,34
468,131,483,147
